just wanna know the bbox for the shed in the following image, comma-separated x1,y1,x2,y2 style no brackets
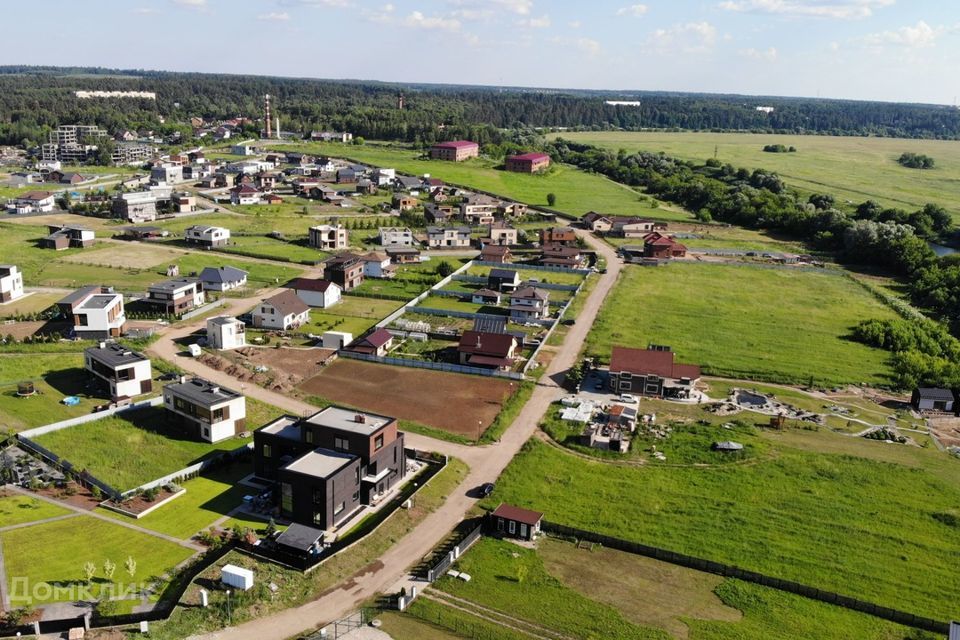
911,388,955,412
712,441,744,452
276,522,325,556
489,503,543,541
221,564,254,591
321,331,353,350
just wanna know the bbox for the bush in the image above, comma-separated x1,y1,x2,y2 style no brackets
898,152,935,169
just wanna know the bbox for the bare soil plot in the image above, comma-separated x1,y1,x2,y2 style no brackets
57,243,184,269
298,359,515,437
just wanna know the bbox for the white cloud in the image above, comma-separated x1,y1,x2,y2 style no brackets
649,22,717,53
860,20,952,48
362,3,395,22
132,7,159,13
616,4,649,17
258,11,290,21
576,37,602,56
171,0,206,7
283,0,351,7
568,20,581,28
518,14,551,28
449,0,533,18
739,46,778,60
402,11,461,31
717,0,895,20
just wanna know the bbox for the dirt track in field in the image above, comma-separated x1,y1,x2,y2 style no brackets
298,359,515,437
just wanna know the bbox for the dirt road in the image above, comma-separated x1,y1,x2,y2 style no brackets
173,231,622,640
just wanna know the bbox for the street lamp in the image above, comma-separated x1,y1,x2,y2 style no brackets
226,589,232,625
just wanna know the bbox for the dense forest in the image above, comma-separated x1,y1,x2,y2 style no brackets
2,66,960,147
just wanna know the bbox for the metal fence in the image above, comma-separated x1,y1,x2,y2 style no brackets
303,610,372,640
473,260,592,275
339,349,525,380
541,521,950,635
16,435,122,501
426,521,484,582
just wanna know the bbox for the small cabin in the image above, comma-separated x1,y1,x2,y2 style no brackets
489,503,543,541
912,388,955,413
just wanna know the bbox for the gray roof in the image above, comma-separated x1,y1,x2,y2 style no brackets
916,388,955,401
85,343,149,368
80,294,121,310
208,315,243,327
427,226,470,235
489,268,518,280
149,277,199,294
165,377,241,407
199,266,248,284
304,406,395,436
511,286,548,301
262,289,310,316
276,523,325,552
58,285,103,307
261,416,302,441
284,448,356,479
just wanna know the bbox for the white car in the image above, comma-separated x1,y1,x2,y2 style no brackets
619,394,638,404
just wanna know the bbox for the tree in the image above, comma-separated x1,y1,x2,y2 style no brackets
103,559,116,580
546,193,557,207
83,561,97,583
808,193,835,210
124,556,137,578
435,261,454,277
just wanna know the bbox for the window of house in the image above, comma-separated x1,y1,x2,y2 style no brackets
202,427,210,439
263,444,272,458
281,483,293,513
305,430,314,444
334,437,349,451
497,518,504,532
374,434,384,451
334,501,345,516
508,520,516,534
313,511,323,526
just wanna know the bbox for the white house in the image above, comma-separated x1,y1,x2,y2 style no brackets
7,191,55,214
378,227,415,247
373,168,396,186
84,342,153,402
207,316,246,350
163,377,247,443
185,225,230,247
57,286,126,339
252,290,311,330
309,224,348,251
0,265,24,303
321,331,353,350
150,164,183,185
426,226,471,248
360,252,394,279
287,278,342,308
231,142,256,156
509,286,550,321
230,184,262,205
199,266,248,292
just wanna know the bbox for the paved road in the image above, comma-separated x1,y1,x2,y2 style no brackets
187,231,621,640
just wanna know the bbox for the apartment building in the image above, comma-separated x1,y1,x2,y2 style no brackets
430,140,479,162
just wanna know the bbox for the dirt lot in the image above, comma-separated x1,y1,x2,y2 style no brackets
298,359,515,438
929,416,960,448
57,242,183,269
200,346,336,393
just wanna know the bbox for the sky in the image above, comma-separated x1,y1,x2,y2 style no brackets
5,0,960,104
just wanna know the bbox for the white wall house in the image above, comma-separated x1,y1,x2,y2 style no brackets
8,191,55,214
185,225,230,247
360,253,394,279
199,266,248,292
85,342,153,402
57,286,126,339
0,265,24,303
378,227,415,247
509,286,550,321
252,290,311,330
163,377,247,443
207,316,246,350
288,279,342,309
309,224,349,250
426,226,471,248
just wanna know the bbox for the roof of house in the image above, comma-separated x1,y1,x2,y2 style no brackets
58,285,107,307
458,330,516,358
208,315,243,327
275,522,325,552
231,184,260,195
199,266,248,284
304,405,395,436
426,226,470,235
288,277,339,293
85,342,148,368
511,286,549,301
609,346,701,380
79,294,120,310
433,140,479,150
355,327,394,349
473,316,507,334
165,377,242,407
481,246,511,257
261,289,310,316
324,253,362,269
386,246,420,255
491,503,543,525
489,268,519,280
17,191,53,201
361,252,390,263
916,388,956,401
186,224,228,233
149,277,199,294
472,288,501,298
284,447,357,479
508,152,550,162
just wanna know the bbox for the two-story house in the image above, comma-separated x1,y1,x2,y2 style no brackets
360,252,394,279
378,227,415,247
323,254,364,291
147,278,205,315
0,265,24,302
251,290,310,330
457,330,518,370
206,316,246,350
84,342,153,402
163,377,247,443
57,286,126,339
288,278,342,309
540,227,577,246
509,286,550,322
254,406,407,529
41,225,96,251
426,226,471,249
185,225,230,248
486,221,519,246
7,191,55,214
460,194,498,225
309,224,349,251
199,266,248,292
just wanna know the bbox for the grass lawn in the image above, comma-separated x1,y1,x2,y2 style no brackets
465,264,586,286
351,278,430,300
298,296,402,337
585,262,900,386
415,295,507,316
98,461,254,540
0,494,72,528
551,131,960,221
33,399,283,491
486,438,960,622
274,141,691,221
219,235,323,264
0,353,105,431
1,515,194,606
0,292,63,319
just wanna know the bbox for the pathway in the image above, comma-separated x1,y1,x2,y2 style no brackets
188,230,622,640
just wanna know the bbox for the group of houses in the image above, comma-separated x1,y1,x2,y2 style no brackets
428,141,551,175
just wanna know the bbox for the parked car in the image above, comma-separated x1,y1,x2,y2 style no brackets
619,394,638,404
593,381,604,391
479,482,495,498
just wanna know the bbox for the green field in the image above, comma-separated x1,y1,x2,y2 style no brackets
33,400,282,491
0,353,104,431
298,296,402,338
0,494,71,528
585,263,900,386
551,131,960,220
485,437,960,622
275,141,691,221
1,515,194,606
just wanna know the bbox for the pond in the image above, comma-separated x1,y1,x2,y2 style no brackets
929,242,957,257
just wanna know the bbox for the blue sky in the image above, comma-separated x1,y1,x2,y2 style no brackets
8,0,960,104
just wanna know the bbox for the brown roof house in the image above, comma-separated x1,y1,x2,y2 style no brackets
457,330,518,370
509,286,550,322
480,245,513,264
251,290,310,331
643,232,687,259
608,346,700,399
347,328,395,357
489,503,543,541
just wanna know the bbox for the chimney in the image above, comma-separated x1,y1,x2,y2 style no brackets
179,375,187,384
476,335,482,349
264,94,272,139
210,386,220,394
99,341,106,349
355,414,366,424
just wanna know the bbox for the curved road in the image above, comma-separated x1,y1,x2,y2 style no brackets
158,231,622,640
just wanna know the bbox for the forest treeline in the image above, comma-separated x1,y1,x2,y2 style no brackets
3,66,960,146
